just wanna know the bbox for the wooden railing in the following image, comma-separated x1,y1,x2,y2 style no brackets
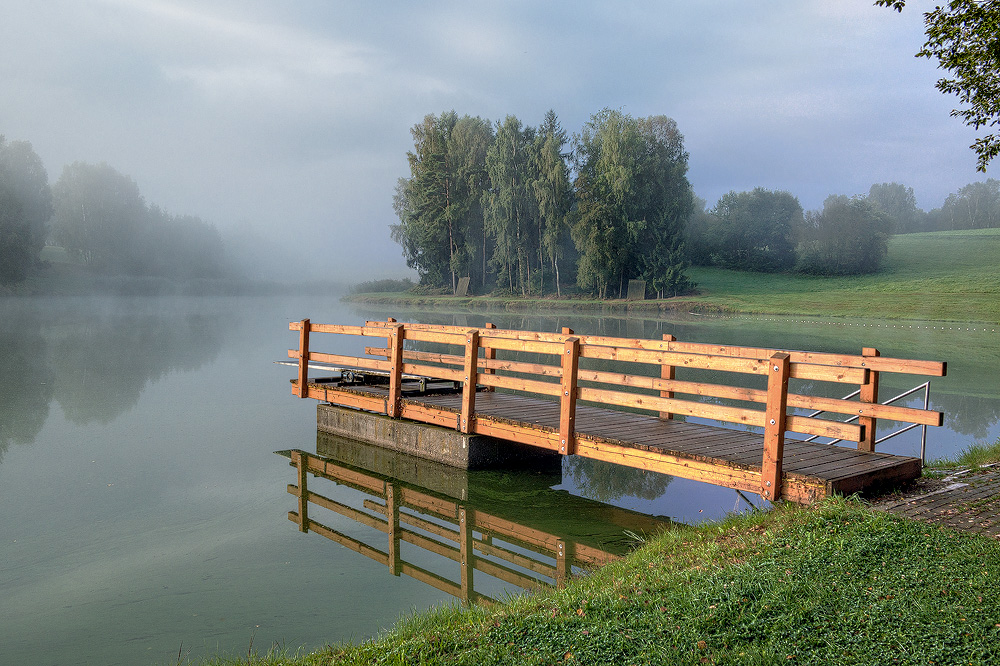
286,450,615,604
289,319,946,501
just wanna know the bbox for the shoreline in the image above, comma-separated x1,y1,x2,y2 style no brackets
342,291,1000,325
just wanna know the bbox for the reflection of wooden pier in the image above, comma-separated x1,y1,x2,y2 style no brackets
282,449,633,604
287,319,946,503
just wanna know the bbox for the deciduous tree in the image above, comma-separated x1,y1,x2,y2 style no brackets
796,195,893,274
572,109,692,298
483,115,538,294
709,188,801,272
0,136,52,284
877,0,1000,171
927,178,1000,229
532,110,574,296
868,182,924,233
392,112,493,290
52,162,147,273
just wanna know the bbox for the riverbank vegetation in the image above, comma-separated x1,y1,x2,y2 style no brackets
189,496,1000,666
0,133,234,290
350,228,1000,323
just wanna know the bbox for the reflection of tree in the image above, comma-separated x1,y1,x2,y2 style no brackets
0,308,53,461
52,306,225,425
564,456,672,503
932,392,1000,441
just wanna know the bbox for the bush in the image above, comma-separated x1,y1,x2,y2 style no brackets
796,196,892,275
349,277,415,294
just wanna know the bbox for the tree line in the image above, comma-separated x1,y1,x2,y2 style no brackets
0,134,228,286
687,179,1000,276
391,108,694,298
393,111,1000,290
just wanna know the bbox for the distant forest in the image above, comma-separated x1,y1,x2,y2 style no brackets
392,108,1000,296
0,134,229,286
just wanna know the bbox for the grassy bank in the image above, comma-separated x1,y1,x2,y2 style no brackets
194,497,1000,666
346,229,1000,323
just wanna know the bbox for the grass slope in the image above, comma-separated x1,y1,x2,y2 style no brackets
685,229,1000,322
196,499,1000,666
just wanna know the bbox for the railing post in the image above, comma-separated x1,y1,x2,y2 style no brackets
560,333,580,455
387,323,404,418
481,323,496,391
761,352,790,501
459,507,473,605
859,347,880,452
291,450,309,532
386,482,401,576
659,333,676,419
556,539,568,589
460,330,480,433
296,318,310,398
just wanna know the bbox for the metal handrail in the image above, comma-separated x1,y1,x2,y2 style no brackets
802,381,933,462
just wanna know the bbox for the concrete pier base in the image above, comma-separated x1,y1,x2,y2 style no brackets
316,403,559,470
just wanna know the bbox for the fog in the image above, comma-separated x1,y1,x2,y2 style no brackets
0,1,986,282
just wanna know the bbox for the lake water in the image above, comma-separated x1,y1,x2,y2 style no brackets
1,295,996,665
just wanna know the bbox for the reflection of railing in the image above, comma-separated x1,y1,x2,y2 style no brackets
803,382,933,461
285,450,617,605
288,319,946,501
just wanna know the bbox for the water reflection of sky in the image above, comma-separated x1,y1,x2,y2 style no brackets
2,297,996,665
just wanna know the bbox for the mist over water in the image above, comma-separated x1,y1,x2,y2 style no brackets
0,295,994,665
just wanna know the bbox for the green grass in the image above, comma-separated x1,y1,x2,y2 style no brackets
193,498,1000,666
684,229,1000,322
348,229,1000,323
928,437,1000,471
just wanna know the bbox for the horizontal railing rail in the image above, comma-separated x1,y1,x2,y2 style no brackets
288,319,946,501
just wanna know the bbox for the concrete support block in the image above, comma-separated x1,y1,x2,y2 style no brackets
317,404,558,470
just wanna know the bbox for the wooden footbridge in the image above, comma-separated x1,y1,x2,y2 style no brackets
287,318,946,504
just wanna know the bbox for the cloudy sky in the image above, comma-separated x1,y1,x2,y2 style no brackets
0,0,987,279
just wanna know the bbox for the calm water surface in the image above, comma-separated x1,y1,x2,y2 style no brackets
1,295,996,665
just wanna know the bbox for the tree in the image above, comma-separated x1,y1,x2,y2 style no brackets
868,182,925,233
926,178,1000,229
392,112,492,290
633,115,694,297
141,207,227,279
0,184,31,284
392,112,459,288
572,109,692,298
51,161,227,279
531,110,574,296
877,0,1000,171
0,136,53,284
572,109,643,297
796,195,893,275
684,194,720,265
483,115,538,295
448,115,494,292
709,188,802,272
51,162,147,273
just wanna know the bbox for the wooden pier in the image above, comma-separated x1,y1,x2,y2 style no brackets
287,319,946,504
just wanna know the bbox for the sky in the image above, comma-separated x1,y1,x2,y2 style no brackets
0,0,988,280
